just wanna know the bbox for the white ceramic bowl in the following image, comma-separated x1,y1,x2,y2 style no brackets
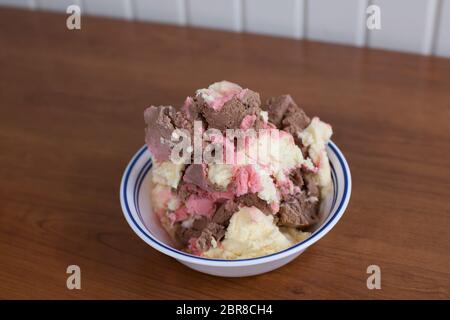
120,141,351,277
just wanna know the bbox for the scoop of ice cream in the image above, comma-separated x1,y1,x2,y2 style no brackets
152,161,184,189
212,200,239,226
144,105,193,162
289,167,320,199
196,81,243,111
265,95,311,152
203,206,309,259
252,165,279,206
144,106,176,162
211,193,272,228
176,217,225,250
207,163,234,189
277,191,319,229
143,81,332,259
246,129,304,174
298,117,333,194
266,95,311,134
233,165,262,196
236,193,272,215
185,195,216,217
183,164,212,191
195,81,262,131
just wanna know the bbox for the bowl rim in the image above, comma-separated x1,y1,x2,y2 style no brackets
120,141,352,267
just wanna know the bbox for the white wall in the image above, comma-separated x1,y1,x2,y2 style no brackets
1,0,449,58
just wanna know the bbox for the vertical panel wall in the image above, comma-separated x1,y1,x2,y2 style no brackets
84,0,133,19
0,0,449,58
306,0,367,46
37,0,81,12
0,0,35,8
367,0,431,54
186,0,241,31
133,0,186,25
244,0,304,38
436,0,450,57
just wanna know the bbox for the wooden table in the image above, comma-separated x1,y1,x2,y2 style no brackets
0,8,449,299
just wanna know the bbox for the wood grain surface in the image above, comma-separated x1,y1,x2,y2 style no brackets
0,8,449,299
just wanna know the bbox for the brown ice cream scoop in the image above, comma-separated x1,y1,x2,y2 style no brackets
144,105,193,162
236,193,272,215
196,222,226,251
277,191,319,229
213,200,239,226
289,167,320,199
182,164,211,191
175,217,225,251
197,89,262,131
266,94,310,132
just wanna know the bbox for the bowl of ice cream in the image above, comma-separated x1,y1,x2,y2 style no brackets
120,81,351,277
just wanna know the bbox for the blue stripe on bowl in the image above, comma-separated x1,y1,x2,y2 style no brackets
330,163,338,211
121,142,349,262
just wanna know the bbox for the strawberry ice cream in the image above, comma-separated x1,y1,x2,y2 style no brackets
144,81,333,259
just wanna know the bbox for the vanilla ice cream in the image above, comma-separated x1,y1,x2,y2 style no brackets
152,161,184,189
207,163,234,189
204,206,309,259
299,117,333,194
